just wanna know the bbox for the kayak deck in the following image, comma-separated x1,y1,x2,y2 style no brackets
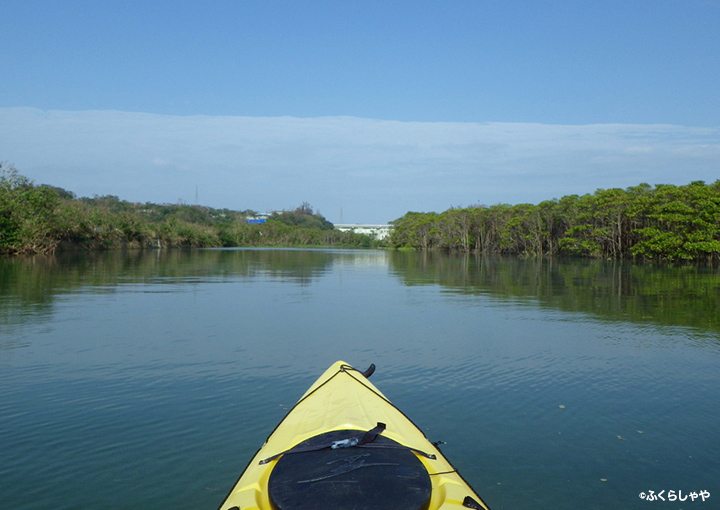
218,361,491,510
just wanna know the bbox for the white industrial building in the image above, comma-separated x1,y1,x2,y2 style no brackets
334,224,393,240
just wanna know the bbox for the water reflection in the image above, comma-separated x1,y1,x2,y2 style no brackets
388,251,720,333
2,249,720,337
0,249,390,344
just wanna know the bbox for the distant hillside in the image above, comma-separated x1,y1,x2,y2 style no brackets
269,202,335,230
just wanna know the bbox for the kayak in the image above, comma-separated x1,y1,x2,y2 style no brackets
218,361,492,510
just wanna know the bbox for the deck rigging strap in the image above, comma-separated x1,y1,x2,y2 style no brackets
259,422,436,465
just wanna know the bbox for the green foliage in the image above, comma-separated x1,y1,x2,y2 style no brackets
389,180,720,262
0,165,376,254
1,163,61,253
269,202,335,230
215,218,377,248
9,161,717,262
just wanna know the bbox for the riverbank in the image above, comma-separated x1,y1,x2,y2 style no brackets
0,164,380,254
389,180,720,263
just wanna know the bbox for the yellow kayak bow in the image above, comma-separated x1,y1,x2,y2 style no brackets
218,361,491,510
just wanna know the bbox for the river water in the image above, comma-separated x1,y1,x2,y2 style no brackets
1,248,718,509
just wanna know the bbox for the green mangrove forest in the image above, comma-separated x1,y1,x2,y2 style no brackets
389,180,720,262
3,161,720,262
0,163,377,254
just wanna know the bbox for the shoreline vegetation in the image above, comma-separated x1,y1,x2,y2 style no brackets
389,180,720,262
0,163,379,255
3,163,720,262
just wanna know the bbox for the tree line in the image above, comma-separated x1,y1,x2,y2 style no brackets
0,163,378,254
5,161,719,262
389,180,720,262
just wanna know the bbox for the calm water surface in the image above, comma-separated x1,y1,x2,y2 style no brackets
1,249,718,510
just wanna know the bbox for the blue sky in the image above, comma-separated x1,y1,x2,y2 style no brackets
1,0,719,223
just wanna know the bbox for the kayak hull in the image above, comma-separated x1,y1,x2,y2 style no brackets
218,361,491,510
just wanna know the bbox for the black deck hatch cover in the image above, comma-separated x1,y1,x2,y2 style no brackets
268,429,431,510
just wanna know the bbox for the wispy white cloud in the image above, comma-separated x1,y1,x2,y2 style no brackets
0,108,718,223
